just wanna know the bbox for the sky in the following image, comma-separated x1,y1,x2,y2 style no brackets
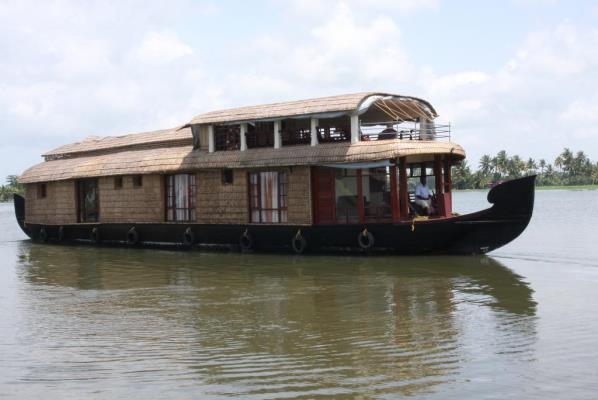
1,0,598,179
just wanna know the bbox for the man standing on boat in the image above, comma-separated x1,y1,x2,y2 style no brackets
415,175,434,215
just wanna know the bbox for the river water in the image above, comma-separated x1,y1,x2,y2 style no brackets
0,190,597,399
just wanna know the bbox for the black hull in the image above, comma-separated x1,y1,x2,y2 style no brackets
13,176,535,255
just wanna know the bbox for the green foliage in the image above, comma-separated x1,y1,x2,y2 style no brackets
452,149,598,189
0,175,24,202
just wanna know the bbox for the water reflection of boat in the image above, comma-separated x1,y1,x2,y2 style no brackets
16,243,536,397
14,92,535,254
18,242,535,316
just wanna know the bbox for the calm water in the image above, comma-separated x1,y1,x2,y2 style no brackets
1,190,597,399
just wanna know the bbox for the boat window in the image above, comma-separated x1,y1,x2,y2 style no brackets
408,164,435,193
314,166,397,225
37,183,47,199
362,168,392,222
249,171,288,223
166,174,196,222
246,122,274,148
317,116,350,143
77,179,99,223
222,169,234,185
114,176,123,190
214,124,241,151
281,119,310,146
133,175,143,188
334,169,359,224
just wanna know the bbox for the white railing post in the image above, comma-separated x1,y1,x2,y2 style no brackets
240,123,247,151
274,120,281,149
310,118,318,147
350,114,359,144
208,125,215,153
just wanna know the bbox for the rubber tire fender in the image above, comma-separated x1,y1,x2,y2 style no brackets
357,230,375,250
90,227,100,244
38,226,48,243
127,227,139,245
291,233,307,254
239,231,253,252
182,227,195,246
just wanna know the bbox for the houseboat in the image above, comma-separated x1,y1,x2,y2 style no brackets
14,92,535,254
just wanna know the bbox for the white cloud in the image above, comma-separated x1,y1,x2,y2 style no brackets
422,71,489,97
290,0,438,16
420,22,598,163
135,32,193,64
1,1,597,179
226,1,414,102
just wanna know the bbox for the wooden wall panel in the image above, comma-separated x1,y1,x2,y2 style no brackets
287,166,312,225
25,181,76,224
196,169,249,224
98,175,165,223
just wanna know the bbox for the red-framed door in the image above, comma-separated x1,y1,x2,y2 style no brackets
312,167,336,224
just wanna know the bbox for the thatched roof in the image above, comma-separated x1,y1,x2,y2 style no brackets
43,126,192,160
19,140,464,184
38,92,438,161
188,92,438,125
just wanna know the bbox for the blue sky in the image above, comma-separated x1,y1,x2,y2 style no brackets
1,0,597,179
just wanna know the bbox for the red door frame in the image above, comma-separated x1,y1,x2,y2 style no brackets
398,157,409,219
312,167,336,224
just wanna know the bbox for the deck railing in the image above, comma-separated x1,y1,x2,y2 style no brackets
360,122,451,142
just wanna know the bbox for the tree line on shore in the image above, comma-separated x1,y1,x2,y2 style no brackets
0,176,23,202
452,148,598,189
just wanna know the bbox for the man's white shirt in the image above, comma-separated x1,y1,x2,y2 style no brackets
415,183,430,199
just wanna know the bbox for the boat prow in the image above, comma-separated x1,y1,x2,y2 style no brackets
446,175,536,254
13,193,30,239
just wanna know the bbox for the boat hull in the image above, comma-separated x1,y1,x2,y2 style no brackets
13,176,535,255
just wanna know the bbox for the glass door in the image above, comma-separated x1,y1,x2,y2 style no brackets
77,179,99,222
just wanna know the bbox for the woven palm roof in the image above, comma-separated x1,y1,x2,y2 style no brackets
20,140,464,184
43,126,192,160
188,92,438,125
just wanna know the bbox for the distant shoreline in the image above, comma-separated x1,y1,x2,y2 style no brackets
454,184,598,192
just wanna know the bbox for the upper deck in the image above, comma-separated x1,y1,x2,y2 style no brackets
20,92,464,184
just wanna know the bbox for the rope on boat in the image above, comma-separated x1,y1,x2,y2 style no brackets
411,216,429,232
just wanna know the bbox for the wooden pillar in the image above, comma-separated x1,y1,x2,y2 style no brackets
398,157,408,219
191,124,200,149
444,156,452,192
434,155,444,217
434,155,443,194
357,169,365,223
443,155,453,215
310,118,318,147
390,162,400,221
240,123,247,151
350,114,359,144
208,125,215,153
274,120,281,149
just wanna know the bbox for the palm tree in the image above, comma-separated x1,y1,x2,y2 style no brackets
539,159,546,174
6,175,19,187
452,160,473,189
525,158,537,175
507,155,525,178
555,148,573,174
479,154,492,176
495,150,508,176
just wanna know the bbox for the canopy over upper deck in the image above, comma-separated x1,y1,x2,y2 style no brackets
188,92,438,126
